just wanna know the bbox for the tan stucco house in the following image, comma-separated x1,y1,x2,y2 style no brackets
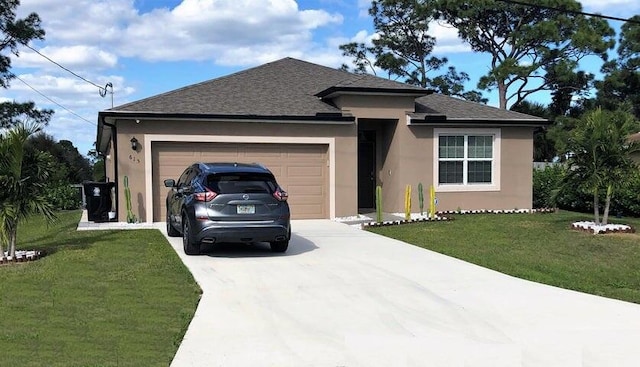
96,57,548,222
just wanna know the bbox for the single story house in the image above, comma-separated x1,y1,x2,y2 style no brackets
96,57,548,222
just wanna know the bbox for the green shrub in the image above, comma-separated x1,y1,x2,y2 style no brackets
612,171,640,217
45,182,82,210
532,164,564,208
533,165,640,217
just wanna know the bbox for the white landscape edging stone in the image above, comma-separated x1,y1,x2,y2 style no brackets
1,250,43,264
362,215,452,228
571,221,635,235
437,208,556,215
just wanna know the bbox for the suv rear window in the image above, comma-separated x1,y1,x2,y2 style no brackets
206,173,277,194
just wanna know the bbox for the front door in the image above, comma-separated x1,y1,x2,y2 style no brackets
358,130,376,209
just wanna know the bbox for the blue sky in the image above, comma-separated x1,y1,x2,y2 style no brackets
4,0,639,156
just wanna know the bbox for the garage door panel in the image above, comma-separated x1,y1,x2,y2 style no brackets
262,165,284,179
286,155,324,162
293,204,325,219
287,185,323,196
243,146,284,159
287,179,324,187
200,145,239,160
287,166,323,178
153,142,328,221
286,144,324,154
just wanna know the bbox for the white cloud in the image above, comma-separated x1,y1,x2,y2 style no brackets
15,46,118,70
357,0,370,18
20,0,138,44
21,0,343,64
352,30,379,45
429,21,470,54
10,0,348,155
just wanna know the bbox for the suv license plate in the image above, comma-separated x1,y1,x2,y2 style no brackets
237,205,255,214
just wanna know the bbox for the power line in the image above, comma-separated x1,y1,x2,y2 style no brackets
21,44,114,107
494,0,640,24
22,44,110,93
1,24,113,98
10,73,96,126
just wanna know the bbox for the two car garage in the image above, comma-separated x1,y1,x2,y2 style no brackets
150,141,330,221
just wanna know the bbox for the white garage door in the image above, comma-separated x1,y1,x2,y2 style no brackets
152,142,329,221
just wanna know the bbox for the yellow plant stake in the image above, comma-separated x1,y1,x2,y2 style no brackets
404,185,412,220
375,185,383,223
429,185,436,218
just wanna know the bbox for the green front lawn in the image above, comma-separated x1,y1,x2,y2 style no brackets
0,211,201,367
368,211,640,304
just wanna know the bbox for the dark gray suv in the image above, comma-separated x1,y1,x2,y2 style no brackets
164,162,291,255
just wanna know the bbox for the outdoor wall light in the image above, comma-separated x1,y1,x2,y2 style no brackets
130,137,139,151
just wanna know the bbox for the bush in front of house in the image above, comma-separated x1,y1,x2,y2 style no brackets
612,171,640,217
45,182,82,210
532,164,564,208
533,166,640,217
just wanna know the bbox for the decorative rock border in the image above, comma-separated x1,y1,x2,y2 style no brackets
436,208,556,215
360,208,557,229
360,209,636,235
362,216,452,228
571,221,636,235
0,250,44,265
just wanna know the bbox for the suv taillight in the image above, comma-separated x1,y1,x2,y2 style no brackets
194,188,217,202
273,188,288,202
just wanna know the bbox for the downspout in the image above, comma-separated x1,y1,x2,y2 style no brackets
102,118,119,221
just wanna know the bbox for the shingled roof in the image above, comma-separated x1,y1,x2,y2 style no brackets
411,94,548,124
110,57,429,117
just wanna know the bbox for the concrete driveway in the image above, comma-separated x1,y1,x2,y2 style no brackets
165,220,640,367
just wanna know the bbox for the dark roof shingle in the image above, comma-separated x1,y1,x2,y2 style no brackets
413,94,547,122
112,57,426,116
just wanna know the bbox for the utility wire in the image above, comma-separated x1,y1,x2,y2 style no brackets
494,0,640,24
22,44,110,93
19,44,114,108
10,73,96,126
2,24,113,98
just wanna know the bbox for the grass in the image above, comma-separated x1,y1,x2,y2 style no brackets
368,211,640,304
0,211,201,367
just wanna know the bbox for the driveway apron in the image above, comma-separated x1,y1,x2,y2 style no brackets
165,220,640,367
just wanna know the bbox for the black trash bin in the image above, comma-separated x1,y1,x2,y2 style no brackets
83,182,116,222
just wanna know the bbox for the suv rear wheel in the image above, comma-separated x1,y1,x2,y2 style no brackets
182,215,201,255
270,227,290,253
166,212,180,237
270,240,288,253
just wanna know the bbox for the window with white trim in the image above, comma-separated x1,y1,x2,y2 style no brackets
438,134,494,185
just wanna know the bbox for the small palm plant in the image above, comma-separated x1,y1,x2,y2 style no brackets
562,108,640,225
0,122,55,259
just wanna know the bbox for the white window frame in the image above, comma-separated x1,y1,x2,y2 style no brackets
433,128,501,192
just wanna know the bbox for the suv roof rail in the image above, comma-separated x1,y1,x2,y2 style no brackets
198,162,274,175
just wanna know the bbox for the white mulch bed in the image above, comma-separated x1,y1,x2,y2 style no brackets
1,250,42,264
333,214,373,222
572,221,635,234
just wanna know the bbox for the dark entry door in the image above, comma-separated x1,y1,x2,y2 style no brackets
358,130,376,209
